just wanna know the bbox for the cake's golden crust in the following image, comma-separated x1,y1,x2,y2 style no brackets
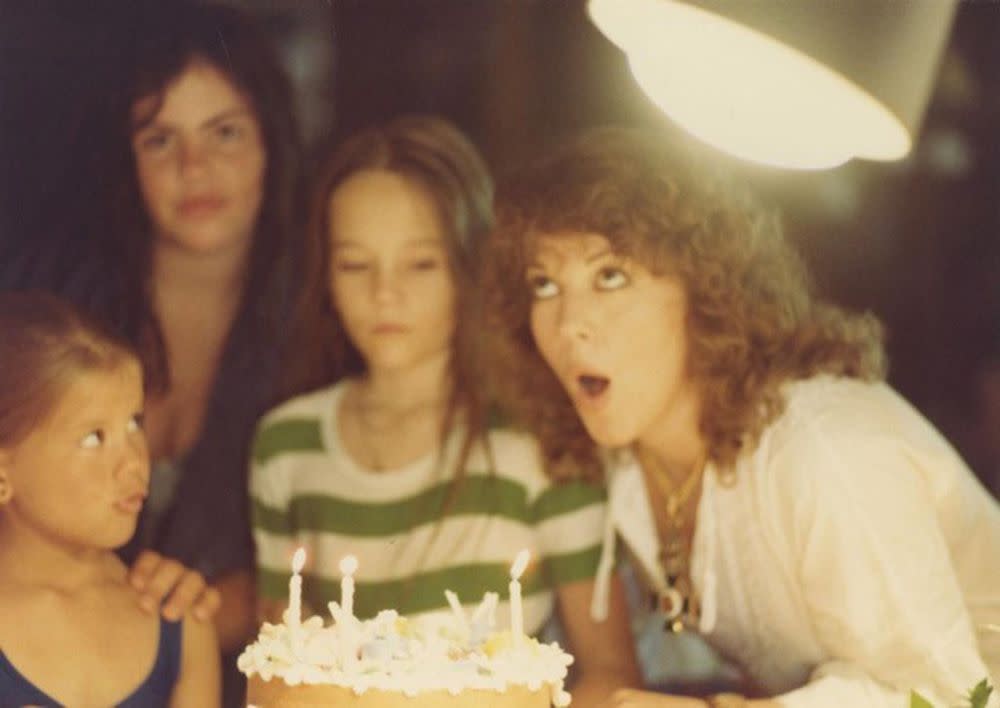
247,675,551,708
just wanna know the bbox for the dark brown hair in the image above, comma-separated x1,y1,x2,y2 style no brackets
0,291,139,448
486,127,887,480
108,1,304,395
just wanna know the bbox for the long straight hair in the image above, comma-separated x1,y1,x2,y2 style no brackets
97,1,305,397
289,114,496,488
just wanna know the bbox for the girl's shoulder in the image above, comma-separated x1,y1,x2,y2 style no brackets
0,579,23,639
753,374,953,502
452,425,547,501
0,558,163,707
478,426,547,480
251,381,345,468
476,427,606,507
769,375,904,447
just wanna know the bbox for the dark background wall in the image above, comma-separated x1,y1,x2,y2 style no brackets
2,0,998,492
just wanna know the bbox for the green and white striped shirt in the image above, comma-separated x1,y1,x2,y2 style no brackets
250,380,606,636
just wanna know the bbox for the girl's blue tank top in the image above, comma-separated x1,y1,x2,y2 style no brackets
0,617,181,707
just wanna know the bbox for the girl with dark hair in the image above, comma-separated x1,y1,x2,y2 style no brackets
0,291,220,707
485,127,1000,707
113,2,306,641
250,115,641,706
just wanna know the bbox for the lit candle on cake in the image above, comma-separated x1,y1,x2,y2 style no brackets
339,555,358,617
508,549,530,638
288,547,306,627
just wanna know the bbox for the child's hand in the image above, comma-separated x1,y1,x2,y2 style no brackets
129,550,221,622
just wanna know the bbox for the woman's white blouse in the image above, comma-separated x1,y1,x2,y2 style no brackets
592,376,1000,707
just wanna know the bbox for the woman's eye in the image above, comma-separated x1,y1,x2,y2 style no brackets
126,413,145,433
215,121,243,143
410,258,440,271
81,430,104,449
335,260,369,272
137,132,172,153
528,275,559,300
595,266,629,290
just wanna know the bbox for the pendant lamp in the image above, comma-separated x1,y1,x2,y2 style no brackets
588,0,957,169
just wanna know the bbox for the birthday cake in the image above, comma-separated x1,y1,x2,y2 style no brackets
238,553,574,707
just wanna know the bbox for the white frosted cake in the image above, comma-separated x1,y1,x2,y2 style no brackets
239,553,574,707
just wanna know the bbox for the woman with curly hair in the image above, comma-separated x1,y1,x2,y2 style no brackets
485,127,1000,707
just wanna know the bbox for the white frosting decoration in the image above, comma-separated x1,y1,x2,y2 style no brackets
238,593,574,706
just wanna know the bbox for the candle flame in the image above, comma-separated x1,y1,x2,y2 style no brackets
339,554,359,576
510,549,530,579
292,547,306,573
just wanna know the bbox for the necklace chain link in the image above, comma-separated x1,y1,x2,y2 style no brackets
637,446,707,633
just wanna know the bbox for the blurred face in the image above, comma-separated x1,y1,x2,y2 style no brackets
0,360,150,551
527,233,699,449
131,61,266,257
328,170,456,374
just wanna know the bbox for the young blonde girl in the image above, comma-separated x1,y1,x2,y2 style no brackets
249,115,640,706
0,292,219,707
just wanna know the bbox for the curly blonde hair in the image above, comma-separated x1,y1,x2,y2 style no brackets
485,127,886,481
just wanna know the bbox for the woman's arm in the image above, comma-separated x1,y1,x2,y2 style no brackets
765,417,996,708
556,575,643,707
169,613,221,708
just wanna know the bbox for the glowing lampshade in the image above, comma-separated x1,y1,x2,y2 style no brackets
588,0,957,169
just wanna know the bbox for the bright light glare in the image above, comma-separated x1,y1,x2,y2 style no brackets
589,0,911,169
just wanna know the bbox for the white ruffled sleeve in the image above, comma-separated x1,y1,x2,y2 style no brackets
767,416,996,708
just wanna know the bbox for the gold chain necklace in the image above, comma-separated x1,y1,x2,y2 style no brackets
636,446,707,633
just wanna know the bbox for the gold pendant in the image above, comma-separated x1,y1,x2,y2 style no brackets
652,580,699,634
655,586,684,620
